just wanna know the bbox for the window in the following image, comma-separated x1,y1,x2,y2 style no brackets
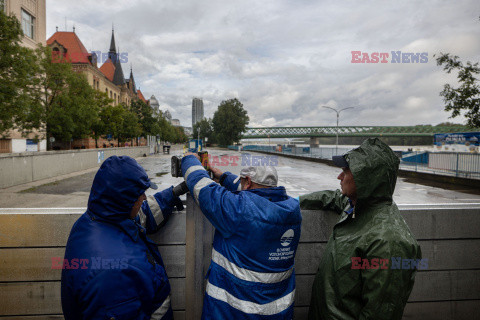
21,9,35,39
110,91,112,98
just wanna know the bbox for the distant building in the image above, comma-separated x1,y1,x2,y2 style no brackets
163,110,172,123
192,97,204,128
1,0,47,153
137,88,148,104
183,127,193,136
3,0,46,49
149,95,160,114
171,119,181,126
46,28,144,149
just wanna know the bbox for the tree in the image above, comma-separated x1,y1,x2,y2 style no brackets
193,118,214,143
212,98,249,146
131,99,159,138
91,91,113,148
0,9,39,136
17,45,103,149
118,105,142,145
47,69,101,143
436,53,480,128
172,126,188,143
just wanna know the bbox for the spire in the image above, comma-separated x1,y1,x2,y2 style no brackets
108,27,117,61
129,64,136,93
112,52,125,86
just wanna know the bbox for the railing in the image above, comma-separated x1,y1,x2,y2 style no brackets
1,199,480,319
230,145,480,180
400,151,480,179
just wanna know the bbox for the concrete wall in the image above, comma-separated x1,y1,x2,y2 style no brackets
186,201,480,320
0,147,150,189
0,202,478,319
0,208,186,319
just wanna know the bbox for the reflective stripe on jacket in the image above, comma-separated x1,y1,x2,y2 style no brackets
61,156,176,320
182,155,302,319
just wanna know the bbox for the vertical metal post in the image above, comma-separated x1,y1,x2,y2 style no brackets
415,151,418,172
336,112,339,156
185,193,214,319
456,153,459,177
322,106,354,157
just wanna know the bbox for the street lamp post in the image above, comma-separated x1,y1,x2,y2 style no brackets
197,128,200,150
322,106,355,156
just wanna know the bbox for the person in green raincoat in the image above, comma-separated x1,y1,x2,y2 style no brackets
299,138,421,320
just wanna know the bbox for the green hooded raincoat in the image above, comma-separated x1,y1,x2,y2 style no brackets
299,138,421,320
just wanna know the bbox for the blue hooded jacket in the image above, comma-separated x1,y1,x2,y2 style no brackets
61,156,180,320
181,155,302,320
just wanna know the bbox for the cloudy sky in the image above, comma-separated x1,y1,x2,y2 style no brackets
46,0,480,128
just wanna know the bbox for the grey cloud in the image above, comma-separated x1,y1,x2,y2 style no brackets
46,0,480,128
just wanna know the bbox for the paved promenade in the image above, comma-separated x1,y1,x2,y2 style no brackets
1,147,479,208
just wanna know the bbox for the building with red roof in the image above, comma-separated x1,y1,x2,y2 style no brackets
137,89,148,104
46,28,148,149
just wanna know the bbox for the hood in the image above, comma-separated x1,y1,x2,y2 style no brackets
345,138,399,204
87,156,152,220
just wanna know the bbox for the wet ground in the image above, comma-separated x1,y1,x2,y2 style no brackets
1,147,479,208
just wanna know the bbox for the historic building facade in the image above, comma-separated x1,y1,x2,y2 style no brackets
1,0,47,153
46,29,147,149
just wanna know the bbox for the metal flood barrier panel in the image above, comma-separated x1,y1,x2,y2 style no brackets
0,200,479,319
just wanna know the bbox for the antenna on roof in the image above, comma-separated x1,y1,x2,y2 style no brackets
73,25,75,33
56,26,58,32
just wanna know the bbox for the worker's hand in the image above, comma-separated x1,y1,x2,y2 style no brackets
184,152,201,161
210,167,223,182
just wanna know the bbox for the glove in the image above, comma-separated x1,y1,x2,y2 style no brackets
155,186,184,213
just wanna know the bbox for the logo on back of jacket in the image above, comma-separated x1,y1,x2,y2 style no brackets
268,229,295,261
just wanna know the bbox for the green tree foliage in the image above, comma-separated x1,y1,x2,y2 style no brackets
212,98,249,146
436,53,480,128
0,9,186,148
172,126,188,143
0,9,39,136
155,113,185,143
98,104,142,147
193,118,214,143
131,99,159,137
91,91,113,147
23,45,103,148
119,104,142,144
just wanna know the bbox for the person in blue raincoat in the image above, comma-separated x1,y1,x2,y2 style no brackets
181,153,302,319
61,155,183,320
